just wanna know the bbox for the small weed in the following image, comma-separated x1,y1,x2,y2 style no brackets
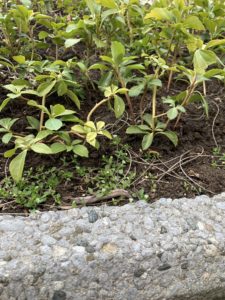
0,166,73,209
212,147,225,168
134,188,150,202
83,140,136,198
183,180,202,196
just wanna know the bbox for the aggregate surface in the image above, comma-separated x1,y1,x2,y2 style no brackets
1,194,225,299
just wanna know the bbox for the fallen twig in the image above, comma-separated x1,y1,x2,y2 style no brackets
60,189,131,208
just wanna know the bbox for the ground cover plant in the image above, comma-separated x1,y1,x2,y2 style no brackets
1,0,225,213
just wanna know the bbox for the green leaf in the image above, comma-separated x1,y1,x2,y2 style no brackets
12,55,26,64
4,148,16,158
96,121,105,131
100,56,114,64
205,39,225,49
2,133,12,144
57,81,67,96
26,116,40,130
38,31,49,39
51,104,65,116
100,130,112,139
66,90,80,109
37,80,56,97
193,49,217,73
96,0,117,9
85,121,96,131
0,98,11,112
114,95,125,118
111,41,125,66
73,144,89,157
126,126,148,134
184,16,205,30
159,131,178,147
189,92,209,117
142,133,154,150
71,124,86,134
9,150,27,182
31,143,53,154
0,117,18,130
28,100,49,114
50,142,67,153
65,38,81,48
143,114,154,128
34,130,52,142
145,8,173,21
129,83,145,97
86,132,97,147
89,63,109,71
167,107,178,120
126,64,145,70
45,118,63,130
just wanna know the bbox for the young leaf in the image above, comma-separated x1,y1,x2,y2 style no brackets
45,118,63,131
65,38,81,48
37,80,56,97
86,132,97,147
96,0,117,9
129,83,145,97
9,150,28,182
100,130,112,139
143,114,154,128
126,126,148,134
159,131,178,147
184,16,205,30
142,133,154,150
31,143,53,154
12,55,26,64
50,142,67,154
96,121,105,131
114,95,125,118
4,148,16,158
57,81,68,96
66,90,80,109
73,144,89,157
34,130,52,142
2,133,13,144
205,39,225,49
193,49,217,73
27,116,40,130
111,41,125,66
71,124,86,134
145,8,173,21
167,107,178,120
51,104,65,116
0,98,11,112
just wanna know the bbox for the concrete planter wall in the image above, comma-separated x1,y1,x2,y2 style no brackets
1,193,225,299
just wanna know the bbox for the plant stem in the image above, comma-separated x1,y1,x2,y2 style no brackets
140,84,148,124
115,69,135,124
166,46,178,92
174,74,197,128
55,44,58,60
152,70,159,131
203,81,207,96
152,85,157,131
126,9,133,45
165,29,176,65
39,95,46,131
87,98,110,121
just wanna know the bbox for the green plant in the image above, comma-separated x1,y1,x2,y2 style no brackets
83,138,135,198
0,166,72,209
126,113,178,150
